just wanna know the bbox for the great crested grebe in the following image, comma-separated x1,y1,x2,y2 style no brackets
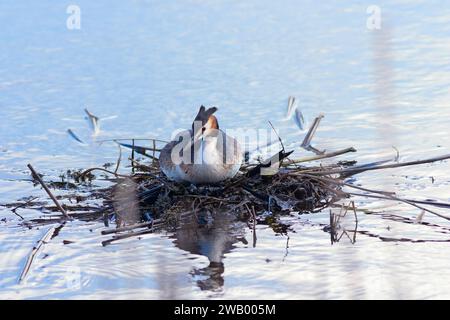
159,106,242,184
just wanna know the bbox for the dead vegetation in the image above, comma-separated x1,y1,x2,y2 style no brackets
5,101,450,252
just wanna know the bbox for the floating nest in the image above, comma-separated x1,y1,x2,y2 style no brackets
4,111,450,249
78,147,346,239
6,140,353,244
8,140,450,248
108,153,341,226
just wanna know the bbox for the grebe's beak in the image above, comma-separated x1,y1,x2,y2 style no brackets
192,119,205,142
193,126,205,141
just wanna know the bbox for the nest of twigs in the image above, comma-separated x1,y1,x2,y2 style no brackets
108,153,342,227
13,138,450,248
9,138,357,245
6,109,450,249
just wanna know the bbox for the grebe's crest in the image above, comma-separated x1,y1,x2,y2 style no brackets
193,105,217,125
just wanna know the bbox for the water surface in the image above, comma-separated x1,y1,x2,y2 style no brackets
1,0,450,299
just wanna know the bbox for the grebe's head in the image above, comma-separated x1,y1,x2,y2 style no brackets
192,105,219,140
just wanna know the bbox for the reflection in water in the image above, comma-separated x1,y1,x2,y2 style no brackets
172,209,247,292
325,202,358,245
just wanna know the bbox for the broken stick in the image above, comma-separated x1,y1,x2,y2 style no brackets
27,164,69,219
19,226,55,283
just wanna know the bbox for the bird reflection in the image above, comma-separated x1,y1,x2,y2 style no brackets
172,209,247,292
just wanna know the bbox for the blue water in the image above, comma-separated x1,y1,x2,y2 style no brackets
1,0,450,299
